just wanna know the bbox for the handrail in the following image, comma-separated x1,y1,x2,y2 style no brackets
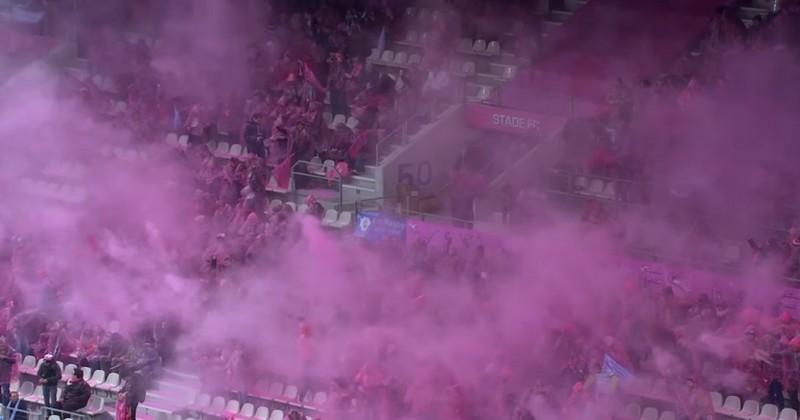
2,402,92,420
290,160,344,210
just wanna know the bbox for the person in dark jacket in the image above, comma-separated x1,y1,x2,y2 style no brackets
36,354,61,407
0,339,16,405
54,369,91,412
122,371,147,420
6,391,28,420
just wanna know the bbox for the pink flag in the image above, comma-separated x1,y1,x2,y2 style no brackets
302,61,325,93
347,130,370,160
274,154,294,189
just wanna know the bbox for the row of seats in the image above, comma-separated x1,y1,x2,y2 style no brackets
465,83,494,102
713,392,798,420
188,392,320,420
100,145,148,162
17,381,105,416
400,31,431,46
574,176,619,201
321,208,353,229
19,355,124,394
165,133,190,149
625,403,676,420
20,178,87,204
367,49,423,69
322,113,360,130
458,38,502,56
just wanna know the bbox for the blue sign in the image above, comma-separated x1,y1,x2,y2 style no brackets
354,211,406,242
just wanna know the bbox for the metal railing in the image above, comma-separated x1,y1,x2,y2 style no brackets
355,195,476,229
2,403,92,420
290,160,344,211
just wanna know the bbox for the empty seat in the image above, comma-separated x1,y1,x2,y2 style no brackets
322,209,338,226
476,85,491,101
601,181,617,200
286,202,297,212
254,406,269,420
346,117,359,130
269,382,284,396
710,392,723,411
239,403,255,418
408,54,422,66
284,385,298,400
641,407,658,420
719,396,742,415
20,356,36,374
88,369,106,387
406,31,418,43
472,39,487,52
624,403,641,419
380,50,394,62
587,179,604,196
462,61,476,76
225,400,240,414
369,48,380,60
269,410,284,420
97,372,121,391
208,396,226,414
81,395,105,415
216,142,231,156
298,204,309,214
270,199,283,208
166,133,178,146
394,52,408,65
334,211,352,228
230,144,243,157
739,399,760,418
329,114,346,128
658,411,676,420
49,415,60,420
321,159,335,174
192,393,211,409
459,38,472,51
780,408,799,420
18,382,34,397
760,404,780,420
487,41,501,55
178,134,189,148
81,367,92,381
312,392,327,406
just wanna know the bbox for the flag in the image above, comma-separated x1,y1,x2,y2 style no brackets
347,130,370,160
274,154,294,189
302,61,325,93
377,26,387,53
601,354,633,380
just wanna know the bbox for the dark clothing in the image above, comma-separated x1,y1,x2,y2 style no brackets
0,356,15,384
6,398,29,420
123,374,147,406
243,120,266,158
42,385,57,408
59,379,91,412
0,383,9,406
37,360,61,386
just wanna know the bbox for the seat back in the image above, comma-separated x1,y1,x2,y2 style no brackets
762,404,779,419
105,372,121,387
380,50,394,62
240,403,255,417
91,369,106,384
210,396,226,411
284,385,298,400
254,406,269,420
473,39,487,52
225,400,240,413
780,408,799,420
268,410,284,420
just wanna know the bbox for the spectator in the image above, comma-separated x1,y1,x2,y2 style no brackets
5,391,28,420
242,113,267,159
0,339,15,405
54,368,92,413
36,354,60,408
121,371,147,420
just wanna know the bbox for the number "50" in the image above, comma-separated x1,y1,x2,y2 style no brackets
398,161,432,186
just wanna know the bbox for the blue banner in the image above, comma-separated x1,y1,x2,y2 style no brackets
601,354,633,380
354,211,406,242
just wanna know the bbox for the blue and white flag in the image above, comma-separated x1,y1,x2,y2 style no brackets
601,353,633,380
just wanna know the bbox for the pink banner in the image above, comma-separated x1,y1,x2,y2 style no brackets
463,102,566,138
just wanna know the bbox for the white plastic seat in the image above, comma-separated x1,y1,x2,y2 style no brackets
322,209,338,226
208,396,226,413
394,51,408,65
28,385,43,403
81,395,104,415
88,369,106,387
321,159,335,175
225,399,240,414
97,372,121,391
307,156,323,174
472,39,487,53
739,399,760,418
270,199,283,208
216,142,230,156
268,410,284,420
462,61,476,76
329,114,346,129
408,54,421,66
587,178,604,196
239,403,255,418
487,40,501,55
710,392,723,411
81,366,92,381
178,135,189,148
760,404,780,420
312,392,327,406
49,415,60,420
380,50,394,62
719,396,742,415
20,356,36,374
284,385,298,400
459,38,472,51
298,204,309,214
62,364,77,381
286,202,297,212
346,117,359,130
166,133,178,146
269,382,284,396
641,407,658,420
601,181,617,199
658,411,676,420
476,85,492,101
624,403,641,419
780,408,799,420
192,393,211,409
334,211,352,228
254,407,269,420
18,382,34,397
369,48,380,60
230,144,243,158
